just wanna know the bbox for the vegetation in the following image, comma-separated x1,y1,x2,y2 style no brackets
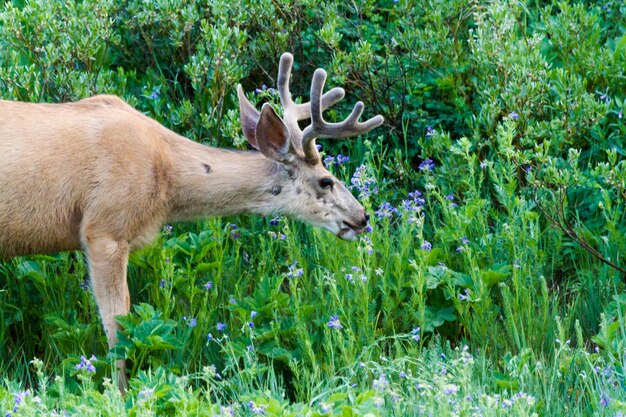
0,0,625,415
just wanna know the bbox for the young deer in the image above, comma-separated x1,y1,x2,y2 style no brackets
0,53,383,387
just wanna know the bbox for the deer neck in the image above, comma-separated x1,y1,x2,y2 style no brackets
166,137,282,222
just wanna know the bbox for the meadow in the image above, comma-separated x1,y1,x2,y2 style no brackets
0,0,625,415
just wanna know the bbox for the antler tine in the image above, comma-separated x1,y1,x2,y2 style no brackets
277,53,346,124
277,53,302,119
302,69,384,146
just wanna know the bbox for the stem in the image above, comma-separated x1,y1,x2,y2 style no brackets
533,185,626,276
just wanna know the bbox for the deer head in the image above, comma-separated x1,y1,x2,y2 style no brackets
237,53,384,240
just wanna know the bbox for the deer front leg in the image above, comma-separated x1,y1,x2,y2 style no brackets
83,231,130,393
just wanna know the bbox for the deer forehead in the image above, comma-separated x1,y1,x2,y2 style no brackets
285,158,332,181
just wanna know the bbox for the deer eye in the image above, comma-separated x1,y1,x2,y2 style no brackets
318,178,334,190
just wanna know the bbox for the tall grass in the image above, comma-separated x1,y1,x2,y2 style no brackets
0,0,625,415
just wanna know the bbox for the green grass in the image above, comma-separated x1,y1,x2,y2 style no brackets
1,0,626,415
0,151,624,416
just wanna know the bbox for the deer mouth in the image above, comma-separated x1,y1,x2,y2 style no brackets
338,221,366,240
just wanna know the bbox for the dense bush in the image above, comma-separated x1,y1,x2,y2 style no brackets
0,0,625,415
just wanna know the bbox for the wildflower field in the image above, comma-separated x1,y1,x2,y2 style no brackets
0,0,625,415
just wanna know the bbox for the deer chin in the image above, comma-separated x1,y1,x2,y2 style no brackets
337,221,365,240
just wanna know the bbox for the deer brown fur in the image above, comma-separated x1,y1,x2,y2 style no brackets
0,53,383,389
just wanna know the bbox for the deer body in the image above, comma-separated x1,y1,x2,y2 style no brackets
1,95,168,257
0,54,383,390
0,95,298,256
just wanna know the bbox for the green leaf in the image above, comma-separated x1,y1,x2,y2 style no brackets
494,373,519,390
328,393,348,403
480,264,511,287
422,306,457,332
194,261,220,273
16,260,46,284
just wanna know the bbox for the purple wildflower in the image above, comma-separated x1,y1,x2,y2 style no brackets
229,224,241,239
76,355,97,373
287,261,304,278
458,289,470,301
337,154,350,164
327,315,342,329
402,190,425,211
248,401,268,415
204,281,213,290
13,391,29,406
79,277,90,291
419,158,435,172
375,202,398,219
411,327,421,342
269,216,280,226
444,194,457,208
373,373,389,391
508,111,519,120
421,240,432,251
350,165,378,198
216,322,227,332
255,84,274,94
267,231,281,240
323,154,350,167
443,384,459,395
600,394,610,407
425,125,435,137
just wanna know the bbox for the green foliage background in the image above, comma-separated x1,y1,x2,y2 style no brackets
0,0,625,415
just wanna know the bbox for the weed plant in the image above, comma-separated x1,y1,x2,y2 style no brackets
0,0,625,415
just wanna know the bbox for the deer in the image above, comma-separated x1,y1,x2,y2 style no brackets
0,52,384,389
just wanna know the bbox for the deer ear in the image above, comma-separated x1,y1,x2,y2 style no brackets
255,103,291,162
237,84,260,149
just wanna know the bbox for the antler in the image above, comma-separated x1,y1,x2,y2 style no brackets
276,53,344,131
301,68,384,144
237,53,384,163
277,53,383,161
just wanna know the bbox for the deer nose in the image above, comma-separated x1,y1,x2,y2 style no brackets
361,212,370,227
